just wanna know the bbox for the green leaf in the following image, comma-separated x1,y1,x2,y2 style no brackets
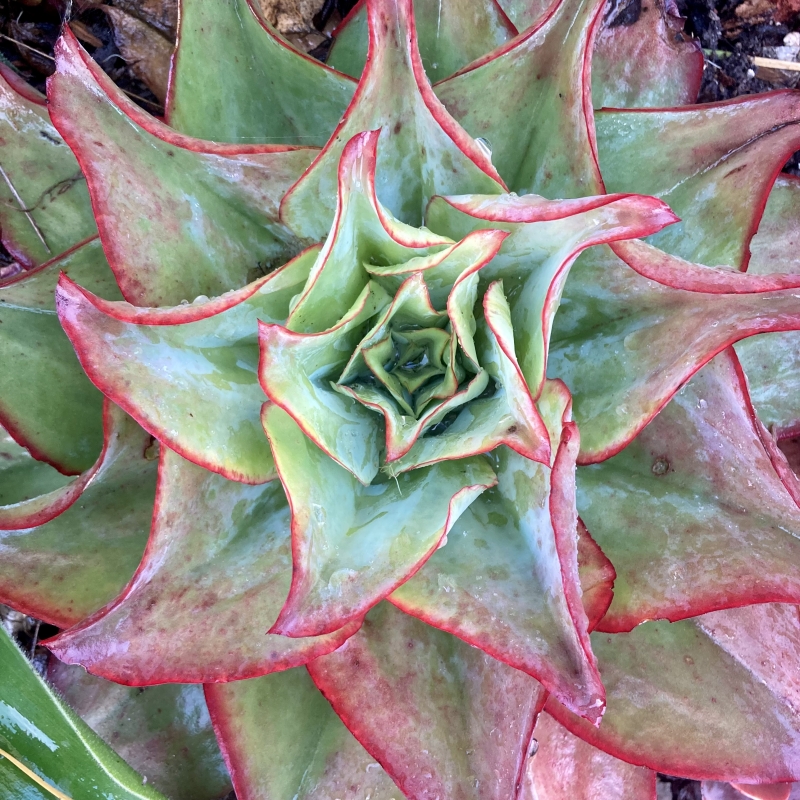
165,0,355,144
0,427,71,507
494,0,551,30
327,0,516,83
55,248,316,484
309,602,546,800
577,350,800,633
0,64,95,268
49,659,232,800
48,446,357,683
390,380,605,722
49,32,316,307
263,404,497,638
0,403,155,627
0,625,167,800
0,239,117,473
280,0,504,241
547,604,800,783
205,667,402,799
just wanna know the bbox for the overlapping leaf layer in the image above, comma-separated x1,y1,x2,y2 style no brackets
2,0,800,797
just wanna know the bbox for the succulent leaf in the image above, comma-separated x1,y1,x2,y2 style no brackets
308,601,546,800
0,425,72,506
47,447,357,684
165,0,355,143
578,349,800,632
280,0,505,241
547,604,800,782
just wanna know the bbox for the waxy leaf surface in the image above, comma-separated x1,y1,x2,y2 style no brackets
0,426,71,507
48,447,358,684
166,0,355,143
309,602,545,800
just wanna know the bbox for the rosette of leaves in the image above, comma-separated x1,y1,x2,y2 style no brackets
4,0,800,797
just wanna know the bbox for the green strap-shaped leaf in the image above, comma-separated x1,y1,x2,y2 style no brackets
263,404,496,638
49,32,317,307
735,175,800,436
595,93,800,269
0,427,71,506
547,604,800,783
48,447,358,684
591,0,702,109
308,602,545,800
577,350,800,633
0,64,95,268
55,248,316,484
522,711,656,800
434,0,605,198
48,659,232,800
425,191,677,397
205,667,402,800
327,0,516,83
550,243,800,463
390,380,605,722
0,403,155,627
165,0,355,144
280,0,504,241
0,626,167,800
0,238,118,473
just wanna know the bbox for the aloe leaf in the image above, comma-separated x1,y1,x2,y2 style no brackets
48,31,317,307
426,191,677,397
280,0,504,241
0,625,167,800
55,248,316,484
0,427,71,506
434,0,604,198
521,711,657,800
0,239,118,473
327,0,516,83
0,64,95,269
308,601,545,800
165,0,355,144
735,175,800,437
390,379,604,722
577,350,800,632
550,243,800,464
47,446,357,684
591,0,702,109
547,603,800,783
263,404,496,638
596,93,800,270
48,659,232,800
0,403,155,627
205,667,402,800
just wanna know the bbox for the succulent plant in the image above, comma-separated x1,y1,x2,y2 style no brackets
3,0,800,797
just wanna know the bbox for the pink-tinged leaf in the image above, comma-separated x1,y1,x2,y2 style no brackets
389,380,605,722
47,447,357,685
435,0,604,198
205,667,402,800
309,601,546,800
735,175,800,438
263,404,497,638
0,238,117,474
55,248,316,484
494,0,552,31
166,0,355,144
426,191,678,397
591,0,702,109
550,243,800,464
575,520,616,634
579,350,800,633
49,31,318,307
327,0,516,83
520,711,656,800
704,783,796,800
0,403,154,628
280,0,504,241
48,658,233,800
0,425,72,506
547,604,800,783
595,93,800,270
0,63,96,269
